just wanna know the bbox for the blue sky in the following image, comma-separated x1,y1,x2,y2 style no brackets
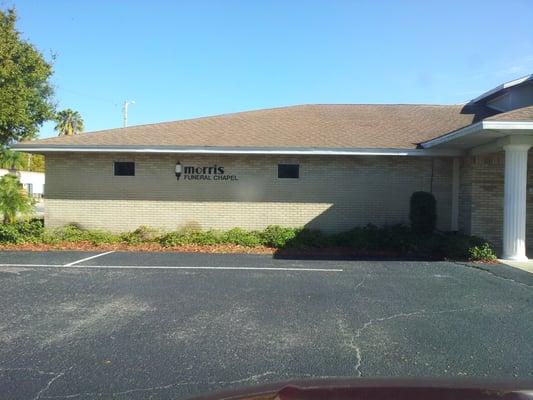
10,0,533,138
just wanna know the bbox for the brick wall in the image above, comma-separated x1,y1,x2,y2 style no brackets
459,151,533,254
458,157,473,234
44,153,454,233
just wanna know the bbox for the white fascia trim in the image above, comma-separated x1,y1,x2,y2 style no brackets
482,121,533,130
421,121,533,148
420,122,483,148
11,145,463,157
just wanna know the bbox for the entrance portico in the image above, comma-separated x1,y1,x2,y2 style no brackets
422,123,533,261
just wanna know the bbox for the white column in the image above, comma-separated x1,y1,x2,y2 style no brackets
502,144,531,261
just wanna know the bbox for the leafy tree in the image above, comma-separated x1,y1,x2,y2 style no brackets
55,109,84,136
0,148,44,172
0,174,34,224
0,8,55,145
26,153,45,172
0,147,26,170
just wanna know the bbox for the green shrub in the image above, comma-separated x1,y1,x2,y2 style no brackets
43,224,119,245
0,223,24,243
189,230,223,245
0,219,43,244
83,230,119,245
0,218,498,262
331,224,413,252
157,229,224,247
468,242,497,261
157,231,187,247
333,226,364,248
408,232,444,256
43,224,86,243
334,224,381,250
11,219,44,243
378,224,413,252
417,233,495,261
409,191,437,234
435,233,468,259
260,225,298,248
287,228,330,248
120,226,159,244
222,228,262,247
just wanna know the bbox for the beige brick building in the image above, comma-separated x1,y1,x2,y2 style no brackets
43,153,454,233
14,75,533,260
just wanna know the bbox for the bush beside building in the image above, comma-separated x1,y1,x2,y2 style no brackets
0,219,496,261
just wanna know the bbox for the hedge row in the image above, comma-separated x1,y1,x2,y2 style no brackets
0,219,497,261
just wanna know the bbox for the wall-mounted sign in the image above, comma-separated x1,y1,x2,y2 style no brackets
175,162,238,182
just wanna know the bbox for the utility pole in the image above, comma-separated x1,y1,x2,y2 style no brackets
122,100,135,127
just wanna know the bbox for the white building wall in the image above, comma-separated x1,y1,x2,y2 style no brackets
0,169,45,197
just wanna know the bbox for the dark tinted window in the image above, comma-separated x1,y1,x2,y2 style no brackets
278,164,299,179
114,162,135,176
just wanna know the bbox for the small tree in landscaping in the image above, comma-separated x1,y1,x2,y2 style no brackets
0,174,34,223
409,191,437,234
0,147,26,171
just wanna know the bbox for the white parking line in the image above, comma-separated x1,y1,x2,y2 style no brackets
0,263,342,272
63,251,115,266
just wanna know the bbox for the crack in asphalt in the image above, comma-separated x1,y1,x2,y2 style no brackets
42,381,193,399
336,278,366,377
336,318,363,377
1,303,486,399
34,369,68,400
353,278,366,292
0,366,68,400
452,262,532,289
337,305,481,378
212,371,276,385
41,371,278,399
3,258,530,399
0,367,59,376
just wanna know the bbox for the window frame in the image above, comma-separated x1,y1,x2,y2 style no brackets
113,161,135,176
277,163,300,179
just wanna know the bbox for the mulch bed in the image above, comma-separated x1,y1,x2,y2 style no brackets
0,242,409,257
0,242,411,258
0,242,498,263
0,241,276,254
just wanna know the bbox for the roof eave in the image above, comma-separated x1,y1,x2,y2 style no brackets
11,144,463,157
420,121,533,149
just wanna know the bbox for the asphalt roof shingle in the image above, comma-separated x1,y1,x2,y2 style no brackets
18,103,529,150
485,105,533,122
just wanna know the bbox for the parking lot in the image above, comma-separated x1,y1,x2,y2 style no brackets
0,251,532,399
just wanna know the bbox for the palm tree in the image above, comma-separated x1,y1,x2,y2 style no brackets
0,147,26,171
54,109,84,136
0,174,34,224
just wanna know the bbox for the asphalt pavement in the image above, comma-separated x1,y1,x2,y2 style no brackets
0,251,531,399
